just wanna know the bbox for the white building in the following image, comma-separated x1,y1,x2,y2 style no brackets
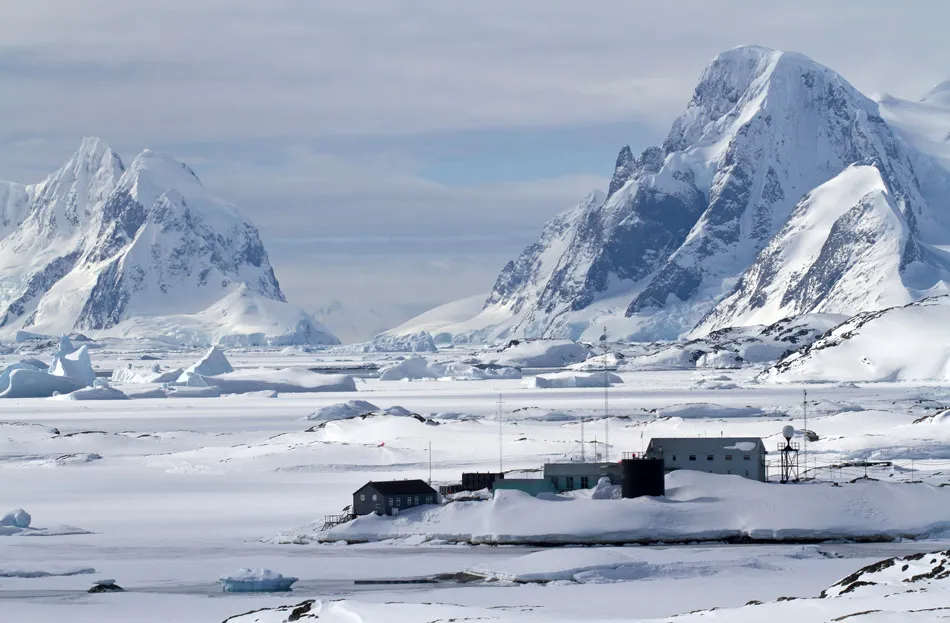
645,437,768,482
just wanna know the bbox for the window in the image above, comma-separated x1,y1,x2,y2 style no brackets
672,455,677,462
725,455,733,461
688,455,696,461
396,497,401,506
426,496,432,504
372,494,377,501
581,476,589,489
707,455,714,461
360,494,366,501
566,476,575,489
743,455,751,461
388,498,393,506
375,503,380,511
414,496,419,505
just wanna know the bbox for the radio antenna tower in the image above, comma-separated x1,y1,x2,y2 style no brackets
498,393,504,473
802,389,808,479
601,326,610,462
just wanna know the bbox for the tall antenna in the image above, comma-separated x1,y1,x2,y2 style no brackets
498,393,504,473
580,414,585,462
428,440,432,484
600,327,610,463
802,389,808,479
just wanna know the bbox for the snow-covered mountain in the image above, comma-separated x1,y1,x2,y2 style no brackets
0,138,338,346
763,295,950,383
427,46,950,343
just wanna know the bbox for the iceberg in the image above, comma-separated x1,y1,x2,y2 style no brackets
178,346,233,380
219,568,297,593
526,371,622,389
182,368,356,394
49,343,97,387
0,368,83,398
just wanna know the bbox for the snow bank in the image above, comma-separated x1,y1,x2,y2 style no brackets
317,471,950,545
179,346,233,379
526,371,622,389
490,339,591,368
219,568,297,592
307,400,379,421
53,386,129,401
184,368,356,394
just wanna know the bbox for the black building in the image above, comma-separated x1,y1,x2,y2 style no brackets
461,472,504,491
353,480,439,516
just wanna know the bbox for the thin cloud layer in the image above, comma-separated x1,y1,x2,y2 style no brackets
1,1,948,333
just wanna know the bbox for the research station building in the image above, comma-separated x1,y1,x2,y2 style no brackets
645,437,767,482
353,480,439,516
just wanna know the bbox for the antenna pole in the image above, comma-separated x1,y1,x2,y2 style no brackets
498,393,504,473
428,441,432,484
580,414,585,462
602,327,610,463
802,389,808,480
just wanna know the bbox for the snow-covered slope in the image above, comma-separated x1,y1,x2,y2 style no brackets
697,164,950,333
436,46,950,343
0,138,338,346
381,293,489,343
763,295,950,383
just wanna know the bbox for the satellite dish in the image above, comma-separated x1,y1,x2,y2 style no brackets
782,425,795,441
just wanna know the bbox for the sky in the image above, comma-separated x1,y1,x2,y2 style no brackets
2,1,949,338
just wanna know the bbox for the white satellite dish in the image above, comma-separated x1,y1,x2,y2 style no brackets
782,425,795,441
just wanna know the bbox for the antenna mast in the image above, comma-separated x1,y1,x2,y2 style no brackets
802,389,808,479
602,326,609,463
428,440,432,484
498,393,504,473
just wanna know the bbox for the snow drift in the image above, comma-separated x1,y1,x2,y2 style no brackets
316,471,950,545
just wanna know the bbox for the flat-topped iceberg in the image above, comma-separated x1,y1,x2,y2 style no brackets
219,568,297,592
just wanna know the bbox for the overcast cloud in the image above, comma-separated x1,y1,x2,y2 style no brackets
2,1,949,336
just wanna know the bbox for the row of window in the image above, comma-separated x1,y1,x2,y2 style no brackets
359,493,434,506
551,476,593,489
672,454,752,462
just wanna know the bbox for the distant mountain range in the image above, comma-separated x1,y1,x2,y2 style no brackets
393,45,950,344
0,138,338,346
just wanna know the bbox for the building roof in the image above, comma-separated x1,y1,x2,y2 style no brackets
356,479,437,496
647,437,766,452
